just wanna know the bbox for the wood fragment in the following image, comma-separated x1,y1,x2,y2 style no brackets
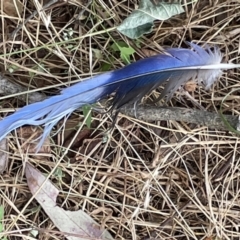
121,105,240,132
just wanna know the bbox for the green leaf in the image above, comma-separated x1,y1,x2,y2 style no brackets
0,205,6,239
117,0,184,39
53,167,65,181
119,46,135,64
111,42,135,64
134,39,142,48
0,206,4,222
100,62,112,71
8,64,19,73
111,41,129,51
92,48,103,59
82,105,92,129
100,56,115,71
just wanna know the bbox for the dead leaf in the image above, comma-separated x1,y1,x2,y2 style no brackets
141,48,159,57
0,0,23,17
0,138,8,174
78,138,102,156
25,164,114,240
17,127,51,156
184,80,197,92
63,119,92,147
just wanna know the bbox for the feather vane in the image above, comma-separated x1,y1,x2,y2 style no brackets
0,42,239,148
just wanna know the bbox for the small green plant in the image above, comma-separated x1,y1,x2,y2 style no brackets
53,167,66,182
82,105,92,129
111,41,135,64
0,205,7,240
8,64,19,73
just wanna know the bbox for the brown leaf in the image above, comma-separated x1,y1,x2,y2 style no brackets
0,0,23,17
184,80,197,92
78,138,102,157
17,127,51,156
141,48,159,57
62,118,92,147
25,164,114,240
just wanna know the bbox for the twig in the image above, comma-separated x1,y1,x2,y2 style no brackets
11,0,93,38
120,105,240,132
76,0,93,19
11,0,60,38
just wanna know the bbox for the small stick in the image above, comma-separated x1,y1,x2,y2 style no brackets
121,105,240,132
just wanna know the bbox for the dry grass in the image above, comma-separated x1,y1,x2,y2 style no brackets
0,0,240,239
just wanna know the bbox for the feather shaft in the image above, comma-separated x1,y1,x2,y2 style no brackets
0,42,239,149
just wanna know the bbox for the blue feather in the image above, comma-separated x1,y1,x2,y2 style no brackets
0,42,239,149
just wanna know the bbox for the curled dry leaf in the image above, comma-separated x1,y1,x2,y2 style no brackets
0,0,23,17
25,163,114,240
184,80,197,92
